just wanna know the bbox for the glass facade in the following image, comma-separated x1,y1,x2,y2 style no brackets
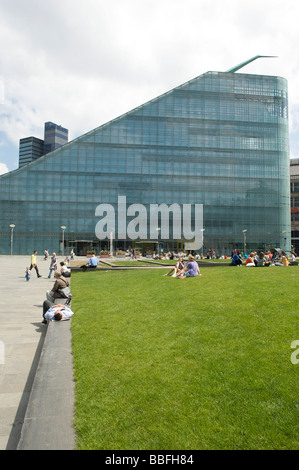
43,121,68,155
290,159,299,252
0,70,291,255
19,136,44,168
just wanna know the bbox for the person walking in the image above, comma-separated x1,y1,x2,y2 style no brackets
25,266,31,281
48,252,58,278
30,250,42,277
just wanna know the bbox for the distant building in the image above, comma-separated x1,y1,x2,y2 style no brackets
43,121,68,155
18,136,44,168
18,121,68,167
290,159,299,253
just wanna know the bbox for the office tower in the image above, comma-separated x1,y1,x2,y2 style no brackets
18,136,44,168
43,121,68,155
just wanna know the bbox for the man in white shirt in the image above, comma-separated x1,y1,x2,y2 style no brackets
80,254,99,271
42,302,74,324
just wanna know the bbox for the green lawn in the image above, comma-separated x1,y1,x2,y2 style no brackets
70,266,299,450
110,260,159,266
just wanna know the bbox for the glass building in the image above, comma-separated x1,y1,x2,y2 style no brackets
18,121,69,168
43,121,68,155
19,136,44,168
290,158,299,252
0,65,291,255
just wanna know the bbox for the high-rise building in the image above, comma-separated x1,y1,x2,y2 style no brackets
43,121,68,155
18,122,68,167
290,159,299,252
0,60,291,255
18,136,44,168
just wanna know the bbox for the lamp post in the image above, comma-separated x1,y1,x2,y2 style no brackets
242,229,247,254
9,224,15,256
200,228,205,257
61,226,66,257
282,230,287,251
109,229,114,256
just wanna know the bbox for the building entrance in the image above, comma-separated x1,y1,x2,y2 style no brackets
67,240,101,256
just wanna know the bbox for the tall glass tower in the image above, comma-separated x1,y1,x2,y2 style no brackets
18,136,44,168
0,63,290,255
43,121,68,155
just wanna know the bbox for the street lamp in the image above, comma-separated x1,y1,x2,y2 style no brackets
61,226,66,257
242,229,247,254
109,229,114,256
200,228,205,257
9,224,15,256
282,230,287,251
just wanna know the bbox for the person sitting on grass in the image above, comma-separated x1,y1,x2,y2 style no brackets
256,252,271,267
163,257,185,277
275,251,290,266
177,255,200,279
245,253,255,267
231,251,243,266
256,252,265,267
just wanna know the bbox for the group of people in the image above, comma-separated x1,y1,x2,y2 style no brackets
48,252,71,278
28,244,297,325
25,250,71,281
44,248,75,260
23,250,74,324
152,250,190,260
43,269,73,324
231,250,296,267
163,255,200,279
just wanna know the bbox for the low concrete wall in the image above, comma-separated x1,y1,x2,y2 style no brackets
17,320,76,450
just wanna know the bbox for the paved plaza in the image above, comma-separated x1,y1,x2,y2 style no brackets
0,255,74,450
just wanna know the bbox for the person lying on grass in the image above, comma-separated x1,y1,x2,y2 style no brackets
177,255,200,279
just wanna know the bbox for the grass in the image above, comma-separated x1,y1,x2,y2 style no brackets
110,260,157,266
70,265,299,450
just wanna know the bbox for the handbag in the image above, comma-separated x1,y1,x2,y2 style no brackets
57,286,72,299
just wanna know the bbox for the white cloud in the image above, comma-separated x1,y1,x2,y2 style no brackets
0,163,9,175
0,77,4,105
1,0,299,171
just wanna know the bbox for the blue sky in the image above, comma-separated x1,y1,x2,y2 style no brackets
1,0,299,174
